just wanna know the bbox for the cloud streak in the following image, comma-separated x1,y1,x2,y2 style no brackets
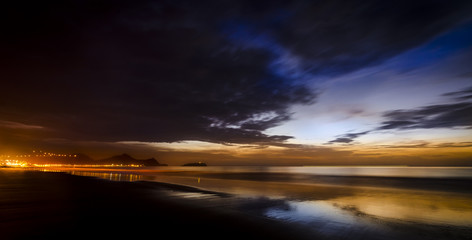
379,102,472,130
442,86,472,101
379,86,472,130
328,86,472,144
327,131,370,144
0,121,44,130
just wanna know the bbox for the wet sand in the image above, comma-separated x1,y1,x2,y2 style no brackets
0,169,312,240
2,169,472,240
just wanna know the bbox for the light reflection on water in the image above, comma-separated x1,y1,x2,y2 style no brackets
43,166,472,238
262,193,472,239
152,174,472,227
147,166,472,178
265,200,386,239
67,171,143,181
328,189,472,226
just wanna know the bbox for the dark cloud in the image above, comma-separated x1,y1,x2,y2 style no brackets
1,0,317,146
328,138,355,144
327,131,370,144
267,0,472,75
328,86,472,144
1,0,471,149
442,86,472,101
379,102,472,130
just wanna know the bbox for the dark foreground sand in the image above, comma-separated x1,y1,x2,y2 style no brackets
0,170,313,240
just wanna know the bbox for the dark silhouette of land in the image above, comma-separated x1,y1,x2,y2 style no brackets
182,162,207,166
8,153,167,166
99,153,167,166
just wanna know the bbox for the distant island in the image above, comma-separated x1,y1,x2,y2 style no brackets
182,162,207,166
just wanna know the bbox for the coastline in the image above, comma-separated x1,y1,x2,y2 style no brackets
0,169,313,240
43,165,472,195
2,169,472,240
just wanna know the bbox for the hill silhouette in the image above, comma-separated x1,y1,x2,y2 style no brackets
182,162,207,166
98,154,167,166
16,153,166,166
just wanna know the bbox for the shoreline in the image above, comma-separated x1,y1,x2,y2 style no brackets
0,169,314,240
2,169,472,240
34,166,472,194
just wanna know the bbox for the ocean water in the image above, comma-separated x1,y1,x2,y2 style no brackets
147,165,472,178
54,166,472,239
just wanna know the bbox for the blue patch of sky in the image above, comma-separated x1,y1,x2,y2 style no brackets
267,21,472,144
221,18,472,84
313,20,472,95
389,20,472,72
220,18,313,86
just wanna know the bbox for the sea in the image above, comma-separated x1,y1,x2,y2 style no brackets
47,166,472,239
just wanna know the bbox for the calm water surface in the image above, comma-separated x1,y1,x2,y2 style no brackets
46,166,472,239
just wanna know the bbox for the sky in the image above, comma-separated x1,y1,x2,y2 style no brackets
1,0,472,165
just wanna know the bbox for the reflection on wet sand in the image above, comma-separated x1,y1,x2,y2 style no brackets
149,176,472,227
328,188,472,226
55,168,472,227
264,200,385,239
28,166,472,239
67,171,143,181
263,195,472,239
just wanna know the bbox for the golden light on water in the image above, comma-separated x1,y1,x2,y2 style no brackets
328,189,472,226
68,171,143,181
2,164,472,239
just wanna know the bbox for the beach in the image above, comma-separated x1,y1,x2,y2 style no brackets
0,169,314,240
1,168,472,240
